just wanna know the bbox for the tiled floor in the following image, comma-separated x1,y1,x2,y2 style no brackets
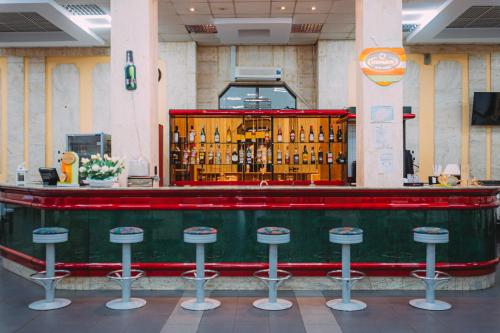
0,262,499,333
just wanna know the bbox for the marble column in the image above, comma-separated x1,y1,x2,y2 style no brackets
355,0,404,187
110,0,159,183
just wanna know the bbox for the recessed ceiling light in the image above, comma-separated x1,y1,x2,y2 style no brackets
189,7,195,12
311,6,316,11
280,6,286,10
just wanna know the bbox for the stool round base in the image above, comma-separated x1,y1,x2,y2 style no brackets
29,298,71,311
181,298,221,311
326,299,366,312
409,299,451,311
252,298,293,311
106,298,147,310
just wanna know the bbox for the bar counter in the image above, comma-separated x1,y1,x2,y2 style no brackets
0,184,498,287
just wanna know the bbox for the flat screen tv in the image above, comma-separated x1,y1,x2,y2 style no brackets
471,92,500,125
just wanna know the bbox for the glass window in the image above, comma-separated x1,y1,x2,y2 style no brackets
219,85,296,110
219,86,257,109
259,87,296,109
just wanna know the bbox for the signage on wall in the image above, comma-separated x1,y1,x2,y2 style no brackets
359,48,406,86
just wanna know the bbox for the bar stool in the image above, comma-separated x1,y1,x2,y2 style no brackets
253,227,292,311
29,227,71,311
409,227,451,311
106,227,146,310
326,227,366,312
181,226,220,311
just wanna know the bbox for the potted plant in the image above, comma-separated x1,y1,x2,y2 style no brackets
80,154,125,188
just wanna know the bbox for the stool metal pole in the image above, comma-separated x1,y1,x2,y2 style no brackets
341,244,350,304
196,243,205,304
426,243,436,304
45,243,55,302
268,244,278,304
122,243,131,303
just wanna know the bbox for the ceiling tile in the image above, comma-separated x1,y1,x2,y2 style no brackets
293,14,328,24
295,1,333,14
322,23,354,33
158,14,184,25
172,2,211,15
159,33,193,42
179,14,214,25
330,0,355,13
271,1,295,15
319,32,352,40
235,2,271,15
210,2,235,15
158,24,187,34
326,12,355,24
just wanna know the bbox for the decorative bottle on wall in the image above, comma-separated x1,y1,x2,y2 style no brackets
232,148,238,165
189,126,195,143
318,126,324,142
125,50,137,90
336,125,343,143
329,125,335,142
300,126,305,143
318,146,324,164
200,127,206,143
293,148,299,165
214,127,220,143
173,126,179,144
290,128,296,143
309,126,314,143
277,127,283,143
310,146,316,164
208,145,214,165
226,128,232,143
199,145,206,165
302,145,308,164
285,146,290,164
277,147,282,164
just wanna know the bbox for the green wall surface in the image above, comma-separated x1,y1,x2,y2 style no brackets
0,206,496,264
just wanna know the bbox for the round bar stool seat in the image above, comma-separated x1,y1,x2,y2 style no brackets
33,227,69,243
326,227,366,312
181,227,220,311
29,227,71,311
410,227,451,311
253,227,292,311
106,227,146,310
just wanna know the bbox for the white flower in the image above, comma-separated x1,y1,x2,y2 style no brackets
91,154,98,160
91,165,100,172
104,154,110,160
101,166,109,173
81,158,90,164
79,167,86,173
112,157,119,163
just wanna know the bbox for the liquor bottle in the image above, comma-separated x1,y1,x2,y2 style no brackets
246,146,253,165
264,131,270,144
277,147,282,164
232,148,238,164
172,145,181,166
182,144,189,165
226,128,232,143
215,145,221,165
302,145,309,164
173,126,179,144
327,149,333,165
277,127,283,143
208,145,214,165
214,127,220,143
310,146,316,164
225,145,231,164
300,126,305,143
256,145,263,164
199,145,206,165
293,148,299,165
251,121,256,143
318,147,324,164
238,145,244,165
125,50,137,90
285,146,290,164
319,126,325,142
189,125,195,143
290,128,296,143
329,125,335,142
336,151,346,164
200,127,206,143
336,125,343,143
190,147,197,165
309,126,314,143
267,146,272,164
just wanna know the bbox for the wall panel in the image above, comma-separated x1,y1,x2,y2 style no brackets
6,57,24,183
434,60,463,168
28,57,46,181
92,63,110,133
403,60,420,164
491,52,500,179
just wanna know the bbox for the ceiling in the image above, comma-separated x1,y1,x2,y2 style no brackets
1,0,499,47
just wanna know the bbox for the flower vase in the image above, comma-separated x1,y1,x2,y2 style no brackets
88,178,117,188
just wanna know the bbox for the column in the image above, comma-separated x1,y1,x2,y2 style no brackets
110,0,159,183
355,0,404,187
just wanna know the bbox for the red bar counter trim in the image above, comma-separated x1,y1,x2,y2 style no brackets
1,186,498,211
169,109,349,116
1,245,497,278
